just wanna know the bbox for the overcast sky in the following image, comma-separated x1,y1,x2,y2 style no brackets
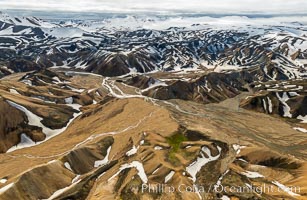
0,0,306,14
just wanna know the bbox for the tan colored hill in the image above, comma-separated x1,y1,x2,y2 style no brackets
0,69,306,200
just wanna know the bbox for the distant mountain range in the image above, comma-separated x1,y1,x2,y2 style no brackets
0,12,306,79
0,11,306,200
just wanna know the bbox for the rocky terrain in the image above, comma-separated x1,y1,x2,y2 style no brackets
0,12,306,200
0,12,306,79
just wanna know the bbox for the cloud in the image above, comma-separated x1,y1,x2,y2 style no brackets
0,0,306,14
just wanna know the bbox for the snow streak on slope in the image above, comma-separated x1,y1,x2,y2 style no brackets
6,100,82,152
108,161,148,183
94,146,112,167
186,146,222,182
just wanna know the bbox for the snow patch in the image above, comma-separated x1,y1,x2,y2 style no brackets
9,134,36,150
276,92,292,118
0,179,7,184
64,162,73,171
267,97,273,113
165,171,175,183
297,115,307,123
233,144,246,155
9,89,20,94
65,97,73,104
293,127,307,133
152,167,160,175
126,145,139,156
66,86,85,93
272,181,300,196
21,80,32,86
52,76,61,83
186,146,221,182
154,146,163,150
0,183,14,194
71,175,80,184
44,179,82,200
221,195,231,200
94,146,112,167
108,161,148,183
241,170,264,178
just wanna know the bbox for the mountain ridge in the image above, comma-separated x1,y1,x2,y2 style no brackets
0,11,306,200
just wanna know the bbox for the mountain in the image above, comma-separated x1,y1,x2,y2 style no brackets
0,13,306,79
0,12,306,200
0,11,57,28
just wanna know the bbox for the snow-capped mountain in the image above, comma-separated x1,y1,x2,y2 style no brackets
0,12,306,80
0,11,57,28
0,11,307,200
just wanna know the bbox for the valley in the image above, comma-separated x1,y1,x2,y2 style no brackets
0,11,306,200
